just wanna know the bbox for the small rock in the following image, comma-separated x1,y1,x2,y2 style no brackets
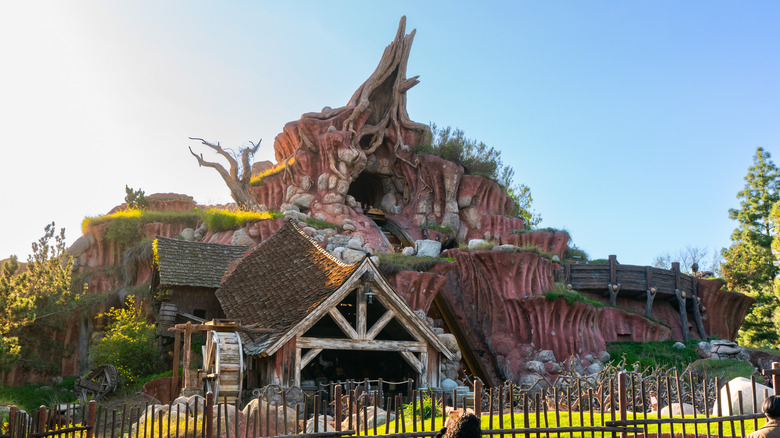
329,235,350,247
347,238,363,250
441,378,458,392
281,203,299,213
342,222,356,231
696,341,712,358
370,256,380,265
438,333,459,352
302,227,316,236
673,342,686,349
289,193,315,209
551,255,561,261
342,248,366,264
586,363,603,375
526,360,546,375
402,247,415,256
597,351,611,363
314,213,327,222
535,350,556,363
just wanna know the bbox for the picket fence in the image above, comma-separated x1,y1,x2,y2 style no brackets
3,365,779,438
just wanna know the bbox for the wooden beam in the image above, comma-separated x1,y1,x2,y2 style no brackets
328,307,359,340
399,351,422,374
297,337,427,352
182,322,193,390
608,283,621,307
692,279,707,339
301,348,323,368
357,285,367,338
609,255,617,285
645,288,656,318
674,289,690,342
294,347,302,387
365,309,395,340
171,330,181,401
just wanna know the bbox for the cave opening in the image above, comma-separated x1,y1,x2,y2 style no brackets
348,172,384,211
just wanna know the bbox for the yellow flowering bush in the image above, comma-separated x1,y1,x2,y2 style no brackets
89,296,162,387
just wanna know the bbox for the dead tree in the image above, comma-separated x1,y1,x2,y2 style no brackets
189,137,263,211
343,16,429,154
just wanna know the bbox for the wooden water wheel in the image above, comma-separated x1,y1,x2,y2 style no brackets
201,330,243,403
75,364,118,401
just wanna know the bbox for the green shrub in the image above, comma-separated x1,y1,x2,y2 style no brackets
511,227,567,235
688,359,756,382
564,246,588,261
89,296,162,388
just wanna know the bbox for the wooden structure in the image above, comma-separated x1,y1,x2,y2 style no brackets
152,237,249,336
168,320,273,403
559,255,706,341
216,220,454,389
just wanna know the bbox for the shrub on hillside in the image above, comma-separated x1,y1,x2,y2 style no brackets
89,296,162,388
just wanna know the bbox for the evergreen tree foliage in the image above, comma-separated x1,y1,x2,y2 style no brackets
0,223,87,371
417,124,541,227
721,148,780,347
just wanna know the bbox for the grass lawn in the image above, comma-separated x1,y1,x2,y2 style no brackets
360,411,766,437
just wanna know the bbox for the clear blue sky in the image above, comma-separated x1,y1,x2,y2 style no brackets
1,1,778,267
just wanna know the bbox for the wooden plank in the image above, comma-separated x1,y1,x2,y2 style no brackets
328,307,359,340
301,348,323,368
297,337,427,352
399,351,422,374
358,284,368,338
366,309,396,340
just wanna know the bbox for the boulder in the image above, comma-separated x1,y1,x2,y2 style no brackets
696,341,712,358
181,228,195,241
231,228,255,246
306,415,334,433
402,246,415,256
712,377,772,416
660,403,697,416
415,240,442,258
441,378,458,392
467,239,489,251
342,248,367,264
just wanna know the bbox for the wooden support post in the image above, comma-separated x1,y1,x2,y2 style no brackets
645,289,656,318
675,289,690,342
609,283,621,307
8,406,17,438
37,406,47,435
206,392,214,438
618,372,628,438
171,329,181,402
764,362,780,395
85,401,96,438
335,385,342,431
692,279,707,339
474,379,482,417
183,322,193,390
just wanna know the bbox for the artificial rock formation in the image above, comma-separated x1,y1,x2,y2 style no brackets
11,17,755,388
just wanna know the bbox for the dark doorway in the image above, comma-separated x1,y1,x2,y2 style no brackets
300,349,418,384
348,173,384,210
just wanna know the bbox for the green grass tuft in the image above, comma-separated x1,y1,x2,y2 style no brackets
607,340,702,371
301,216,340,230
543,284,605,307
377,253,452,276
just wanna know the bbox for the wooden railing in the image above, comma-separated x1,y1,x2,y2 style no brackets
559,255,707,341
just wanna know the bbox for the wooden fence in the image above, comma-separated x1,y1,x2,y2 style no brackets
3,365,778,438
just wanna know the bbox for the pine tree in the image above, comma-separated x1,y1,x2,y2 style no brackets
722,148,780,347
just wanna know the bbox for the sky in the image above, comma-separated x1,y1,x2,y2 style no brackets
1,1,778,267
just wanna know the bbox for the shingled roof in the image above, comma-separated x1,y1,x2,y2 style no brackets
155,237,250,289
216,220,362,354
